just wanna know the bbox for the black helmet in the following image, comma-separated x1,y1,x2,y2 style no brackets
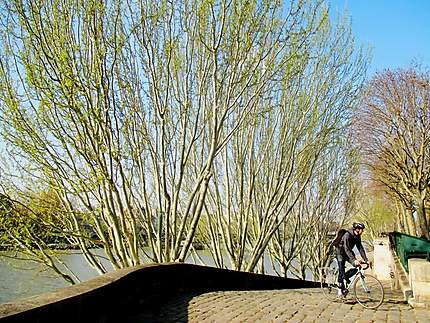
353,222,365,230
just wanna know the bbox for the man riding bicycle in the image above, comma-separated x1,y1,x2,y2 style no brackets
334,222,368,296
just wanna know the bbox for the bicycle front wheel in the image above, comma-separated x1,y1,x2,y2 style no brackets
353,273,384,309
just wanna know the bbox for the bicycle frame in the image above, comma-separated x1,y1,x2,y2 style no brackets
345,263,369,291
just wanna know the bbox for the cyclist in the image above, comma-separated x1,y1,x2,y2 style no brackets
334,222,368,296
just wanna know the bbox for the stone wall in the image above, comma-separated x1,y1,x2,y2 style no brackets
408,258,430,308
0,263,319,323
373,237,392,281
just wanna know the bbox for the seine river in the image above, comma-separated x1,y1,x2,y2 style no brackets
0,249,112,304
0,249,292,304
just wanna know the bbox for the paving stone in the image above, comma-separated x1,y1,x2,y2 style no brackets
124,281,430,323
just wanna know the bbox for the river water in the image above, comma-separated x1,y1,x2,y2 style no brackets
0,249,291,304
1,243,373,304
0,250,107,304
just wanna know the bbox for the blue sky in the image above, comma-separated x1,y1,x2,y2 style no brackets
329,0,430,75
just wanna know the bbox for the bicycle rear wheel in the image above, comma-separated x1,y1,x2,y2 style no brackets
321,257,339,301
353,273,384,309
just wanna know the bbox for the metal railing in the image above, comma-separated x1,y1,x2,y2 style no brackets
389,231,430,272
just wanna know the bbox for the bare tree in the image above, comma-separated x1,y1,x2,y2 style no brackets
0,0,369,282
355,67,430,239
203,8,368,273
274,140,359,279
123,0,326,263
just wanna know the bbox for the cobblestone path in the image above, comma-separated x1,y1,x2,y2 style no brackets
127,283,430,322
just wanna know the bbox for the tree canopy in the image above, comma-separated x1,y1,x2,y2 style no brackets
354,67,430,238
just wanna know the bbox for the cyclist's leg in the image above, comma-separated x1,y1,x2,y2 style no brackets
336,252,346,289
345,265,358,285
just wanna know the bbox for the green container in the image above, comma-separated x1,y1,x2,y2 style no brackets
390,232,430,272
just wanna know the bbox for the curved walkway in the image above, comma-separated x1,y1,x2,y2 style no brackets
127,283,430,323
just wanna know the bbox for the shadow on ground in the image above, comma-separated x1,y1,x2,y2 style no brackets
125,291,201,323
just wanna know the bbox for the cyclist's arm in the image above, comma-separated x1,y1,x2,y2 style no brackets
356,238,368,262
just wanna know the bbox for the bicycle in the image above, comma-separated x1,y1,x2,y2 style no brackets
320,257,384,309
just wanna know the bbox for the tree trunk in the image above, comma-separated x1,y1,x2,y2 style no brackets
405,210,417,236
416,198,429,239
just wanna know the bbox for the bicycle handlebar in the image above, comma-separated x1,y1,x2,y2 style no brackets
359,262,370,270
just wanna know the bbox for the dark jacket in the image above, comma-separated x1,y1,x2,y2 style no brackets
336,229,368,263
